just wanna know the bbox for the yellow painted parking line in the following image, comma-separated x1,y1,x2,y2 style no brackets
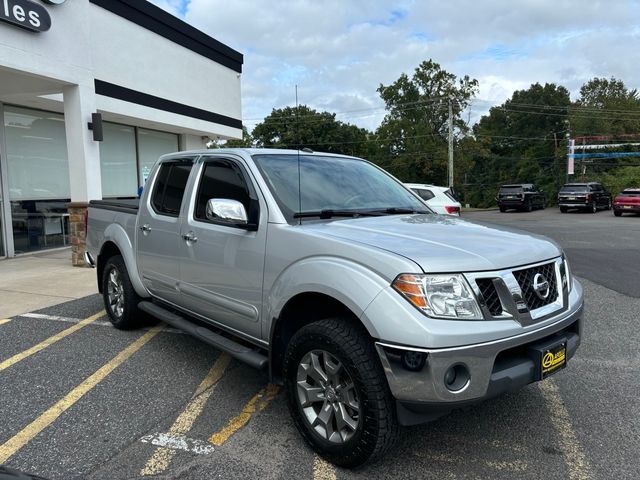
140,353,231,476
538,380,593,480
0,324,163,464
313,455,337,480
0,310,105,373
208,384,279,446
0,319,11,325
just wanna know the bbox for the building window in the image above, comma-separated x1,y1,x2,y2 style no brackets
4,106,69,200
100,123,138,198
3,106,70,254
137,128,179,189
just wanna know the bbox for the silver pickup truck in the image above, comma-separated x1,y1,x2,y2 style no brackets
86,148,583,467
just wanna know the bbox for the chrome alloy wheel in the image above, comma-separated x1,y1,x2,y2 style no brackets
296,350,360,444
106,268,125,319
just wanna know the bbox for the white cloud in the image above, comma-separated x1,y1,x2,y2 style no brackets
151,0,640,132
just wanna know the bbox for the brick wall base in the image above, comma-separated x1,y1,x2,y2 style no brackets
67,202,89,267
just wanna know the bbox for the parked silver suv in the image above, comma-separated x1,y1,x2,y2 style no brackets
86,149,584,467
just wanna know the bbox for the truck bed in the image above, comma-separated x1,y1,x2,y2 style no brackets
90,199,140,215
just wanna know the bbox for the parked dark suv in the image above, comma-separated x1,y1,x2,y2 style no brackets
497,184,545,212
558,182,612,213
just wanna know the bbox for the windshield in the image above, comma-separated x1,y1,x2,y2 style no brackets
561,185,588,193
252,154,429,223
620,189,640,197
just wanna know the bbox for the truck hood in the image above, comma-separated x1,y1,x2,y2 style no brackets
303,214,561,272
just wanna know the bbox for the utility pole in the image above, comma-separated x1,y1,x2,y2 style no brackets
448,97,454,188
564,119,572,184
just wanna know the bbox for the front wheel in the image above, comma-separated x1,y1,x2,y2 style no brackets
102,255,143,329
590,201,597,213
284,319,398,467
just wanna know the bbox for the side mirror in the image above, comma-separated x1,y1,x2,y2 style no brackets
206,199,248,226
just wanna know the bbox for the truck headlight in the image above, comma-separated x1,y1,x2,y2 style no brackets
392,274,483,320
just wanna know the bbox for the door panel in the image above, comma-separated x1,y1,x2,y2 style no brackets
178,157,267,339
137,160,194,305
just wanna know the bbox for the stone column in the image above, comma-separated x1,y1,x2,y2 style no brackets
67,202,88,267
63,83,102,266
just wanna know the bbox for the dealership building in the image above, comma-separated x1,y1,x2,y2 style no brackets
0,0,243,262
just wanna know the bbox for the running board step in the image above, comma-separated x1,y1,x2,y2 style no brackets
138,301,268,370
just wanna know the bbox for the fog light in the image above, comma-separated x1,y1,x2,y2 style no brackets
444,364,470,392
401,351,426,372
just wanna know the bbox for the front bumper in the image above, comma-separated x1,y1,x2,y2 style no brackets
375,282,583,425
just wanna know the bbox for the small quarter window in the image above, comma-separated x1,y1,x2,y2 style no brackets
415,189,435,201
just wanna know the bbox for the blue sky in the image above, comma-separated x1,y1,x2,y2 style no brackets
151,0,640,131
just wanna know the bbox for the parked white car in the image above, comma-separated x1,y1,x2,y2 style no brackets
405,183,461,215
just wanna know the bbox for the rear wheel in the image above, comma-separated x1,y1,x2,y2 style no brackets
284,319,399,467
614,211,622,217
102,255,143,329
524,201,533,212
590,201,597,213
606,199,612,210
499,206,506,213
560,206,568,213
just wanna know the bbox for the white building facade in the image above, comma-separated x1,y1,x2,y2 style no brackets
0,0,243,258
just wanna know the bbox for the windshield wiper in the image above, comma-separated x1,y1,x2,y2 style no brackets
293,209,381,219
369,207,430,215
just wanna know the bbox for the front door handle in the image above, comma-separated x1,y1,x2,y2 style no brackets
182,231,198,243
140,224,151,233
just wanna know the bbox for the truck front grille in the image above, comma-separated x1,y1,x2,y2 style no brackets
476,278,503,316
513,262,558,311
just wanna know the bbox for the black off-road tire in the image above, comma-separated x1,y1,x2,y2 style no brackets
560,206,568,213
590,201,597,213
614,210,622,217
524,200,533,212
284,319,399,468
499,206,506,213
101,255,143,330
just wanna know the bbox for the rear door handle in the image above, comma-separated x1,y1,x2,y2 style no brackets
182,231,198,243
140,224,151,233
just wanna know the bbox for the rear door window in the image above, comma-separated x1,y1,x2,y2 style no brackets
151,160,194,216
500,186,523,194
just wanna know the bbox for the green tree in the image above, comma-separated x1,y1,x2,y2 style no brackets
570,78,640,185
571,77,640,136
469,83,571,206
251,105,373,158
373,59,479,185
208,126,254,148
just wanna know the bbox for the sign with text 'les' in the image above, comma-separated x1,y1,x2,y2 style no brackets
1,0,51,32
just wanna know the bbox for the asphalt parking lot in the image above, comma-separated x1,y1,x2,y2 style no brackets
0,208,638,479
